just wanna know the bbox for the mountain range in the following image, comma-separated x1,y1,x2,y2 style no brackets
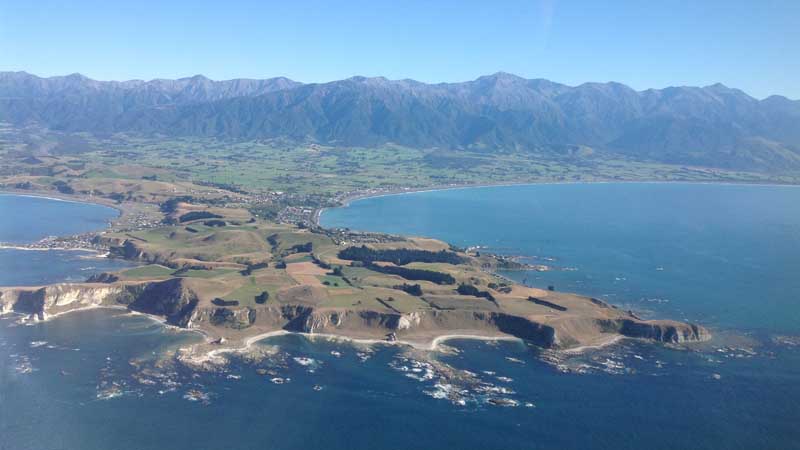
2,71,799,171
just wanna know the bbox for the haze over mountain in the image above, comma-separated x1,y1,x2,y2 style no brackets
2,71,799,171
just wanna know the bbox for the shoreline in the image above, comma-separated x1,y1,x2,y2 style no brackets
0,244,105,253
560,335,625,354
311,178,746,335
0,182,721,362
0,189,145,253
314,179,800,227
185,329,528,365
1,304,208,342
6,302,624,362
0,189,125,216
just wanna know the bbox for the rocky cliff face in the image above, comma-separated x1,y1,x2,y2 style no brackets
123,278,198,326
0,279,196,324
107,239,174,266
186,305,707,349
0,284,124,320
601,319,712,343
0,281,710,349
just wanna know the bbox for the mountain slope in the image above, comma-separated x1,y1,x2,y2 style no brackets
2,71,799,171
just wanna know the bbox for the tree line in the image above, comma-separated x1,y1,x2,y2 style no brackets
364,262,455,285
338,245,465,266
456,283,496,303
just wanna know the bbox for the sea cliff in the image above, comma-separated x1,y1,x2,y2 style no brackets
0,279,710,350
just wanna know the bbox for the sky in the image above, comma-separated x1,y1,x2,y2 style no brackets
1,0,797,99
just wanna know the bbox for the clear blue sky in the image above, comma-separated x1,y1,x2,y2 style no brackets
1,0,797,99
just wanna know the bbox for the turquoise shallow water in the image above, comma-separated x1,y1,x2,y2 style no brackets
2,186,800,450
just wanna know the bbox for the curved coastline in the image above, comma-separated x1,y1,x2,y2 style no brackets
315,179,800,228
0,191,126,254
3,183,702,357
0,245,103,252
182,329,526,367
315,180,751,344
0,190,125,217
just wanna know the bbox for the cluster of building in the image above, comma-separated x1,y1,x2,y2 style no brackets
2,232,104,252
107,210,162,233
322,228,405,246
276,205,316,225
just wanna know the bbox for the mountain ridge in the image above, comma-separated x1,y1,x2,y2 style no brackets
2,71,799,171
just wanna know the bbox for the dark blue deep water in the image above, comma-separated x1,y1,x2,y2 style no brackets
2,185,800,450
324,183,800,333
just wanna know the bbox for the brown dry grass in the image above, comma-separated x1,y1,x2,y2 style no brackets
286,261,329,287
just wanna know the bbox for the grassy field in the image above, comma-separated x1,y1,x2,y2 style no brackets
97,217,516,316
269,231,335,254
318,274,348,287
175,268,238,279
221,277,286,307
5,130,796,202
116,222,273,263
119,264,174,279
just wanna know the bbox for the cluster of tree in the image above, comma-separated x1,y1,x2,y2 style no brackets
209,307,237,327
160,196,194,213
528,297,566,311
52,180,74,194
85,272,120,283
266,234,279,249
288,242,313,253
365,262,455,285
457,283,496,303
339,245,465,266
393,283,423,296
240,262,269,276
311,254,330,269
161,196,232,217
255,291,270,304
203,219,226,227
195,180,249,195
275,261,287,269
212,298,239,307
108,192,128,203
248,204,282,221
488,282,512,294
178,211,222,223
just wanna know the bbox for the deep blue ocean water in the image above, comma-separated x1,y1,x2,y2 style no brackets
2,186,800,450
323,183,800,334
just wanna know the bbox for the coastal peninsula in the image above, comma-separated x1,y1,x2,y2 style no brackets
0,193,710,356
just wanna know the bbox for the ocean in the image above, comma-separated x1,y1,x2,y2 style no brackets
2,186,799,450
0,194,135,286
323,183,800,333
